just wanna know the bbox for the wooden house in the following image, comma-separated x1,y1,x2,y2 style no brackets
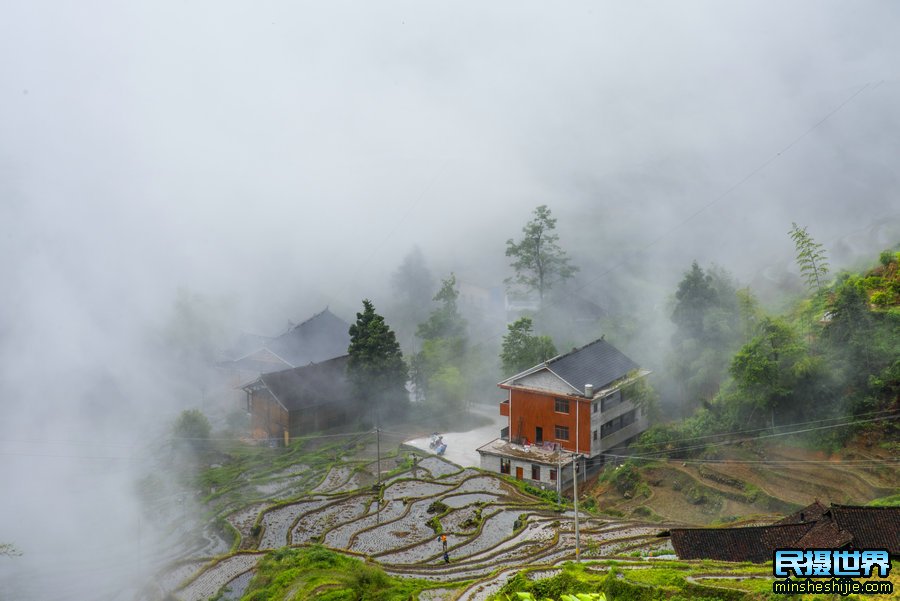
216,308,351,411
242,355,353,442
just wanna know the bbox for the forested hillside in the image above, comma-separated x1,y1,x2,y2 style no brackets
640,247,900,455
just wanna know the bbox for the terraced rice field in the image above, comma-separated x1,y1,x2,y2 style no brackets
155,454,677,601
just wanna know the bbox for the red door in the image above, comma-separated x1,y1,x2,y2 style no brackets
515,466,523,480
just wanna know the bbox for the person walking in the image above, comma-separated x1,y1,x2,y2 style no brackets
441,533,447,552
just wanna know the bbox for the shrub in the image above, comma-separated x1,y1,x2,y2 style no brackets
870,290,895,307
513,513,528,533
604,462,641,496
685,486,708,505
426,516,443,534
173,409,211,451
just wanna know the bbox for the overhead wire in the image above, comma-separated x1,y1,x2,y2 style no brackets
423,80,883,354
621,408,899,450
603,413,900,461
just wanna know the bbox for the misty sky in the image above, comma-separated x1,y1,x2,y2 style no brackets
1,2,899,598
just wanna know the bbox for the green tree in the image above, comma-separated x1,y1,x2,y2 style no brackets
500,317,557,376
505,205,578,304
821,275,882,403
622,369,660,422
671,261,717,339
388,246,435,350
412,274,469,416
347,299,408,423
736,287,762,343
416,273,466,341
789,222,830,293
173,409,212,450
668,262,742,409
728,318,823,425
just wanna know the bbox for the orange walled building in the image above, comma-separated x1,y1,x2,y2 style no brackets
479,337,649,486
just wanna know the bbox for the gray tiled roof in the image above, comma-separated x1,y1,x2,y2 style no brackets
266,308,351,367
257,355,352,412
671,523,815,562
547,338,639,391
670,504,900,561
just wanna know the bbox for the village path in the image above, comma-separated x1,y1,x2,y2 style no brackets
404,402,505,467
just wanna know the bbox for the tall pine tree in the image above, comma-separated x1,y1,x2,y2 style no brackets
347,300,408,424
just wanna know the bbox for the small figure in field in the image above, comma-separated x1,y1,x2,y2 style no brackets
443,551,450,564
441,533,447,552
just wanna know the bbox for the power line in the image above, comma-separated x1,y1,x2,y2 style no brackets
0,428,380,461
464,79,883,349
630,408,899,450
602,453,899,467
606,413,899,461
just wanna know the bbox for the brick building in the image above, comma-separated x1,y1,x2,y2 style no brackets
478,337,650,486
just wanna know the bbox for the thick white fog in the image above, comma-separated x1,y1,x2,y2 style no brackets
1,1,899,598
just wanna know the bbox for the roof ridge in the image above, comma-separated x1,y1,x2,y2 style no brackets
293,307,333,329
546,335,607,366
830,503,899,510
544,366,583,394
671,522,816,532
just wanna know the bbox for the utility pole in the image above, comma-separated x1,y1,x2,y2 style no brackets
572,451,580,562
557,453,561,506
375,427,382,485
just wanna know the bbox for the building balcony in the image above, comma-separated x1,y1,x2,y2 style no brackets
500,399,509,417
596,415,649,453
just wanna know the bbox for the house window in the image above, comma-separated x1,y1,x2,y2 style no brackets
554,398,570,413
550,468,557,481
593,430,597,441
500,458,510,474
555,425,569,440
532,465,541,481
601,390,623,412
600,409,637,438
593,402,597,413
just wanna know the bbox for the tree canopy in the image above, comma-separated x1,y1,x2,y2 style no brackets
387,246,435,349
172,409,212,450
347,299,408,423
412,274,469,419
500,317,557,376
505,205,577,304
668,262,743,409
789,222,830,293
416,273,466,341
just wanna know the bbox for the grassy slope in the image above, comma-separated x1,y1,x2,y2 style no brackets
489,558,899,601
586,440,898,526
235,546,433,601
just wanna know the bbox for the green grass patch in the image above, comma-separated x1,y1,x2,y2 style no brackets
489,560,780,601
240,545,436,600
868,493,900,507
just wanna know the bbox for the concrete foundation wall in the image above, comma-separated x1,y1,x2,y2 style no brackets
479,452,564,490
